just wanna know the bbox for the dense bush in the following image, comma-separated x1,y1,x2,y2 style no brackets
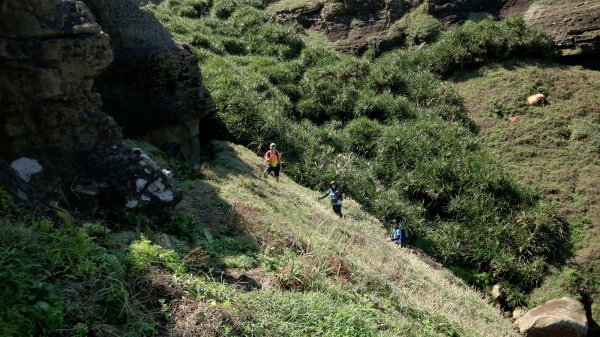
343,118,381,157
413,16,554,75
145,0,565,302
296,55,368,122
388,4,441,45
239,291,382,336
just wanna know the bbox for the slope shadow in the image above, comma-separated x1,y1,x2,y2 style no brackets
170,142,264,290
199,140,259,179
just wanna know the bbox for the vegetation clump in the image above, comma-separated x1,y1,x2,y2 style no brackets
388,5,442,46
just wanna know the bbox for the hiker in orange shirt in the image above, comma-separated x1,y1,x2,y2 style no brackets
263,143,282,183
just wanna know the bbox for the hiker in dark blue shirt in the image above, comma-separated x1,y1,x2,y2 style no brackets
390,219,405,246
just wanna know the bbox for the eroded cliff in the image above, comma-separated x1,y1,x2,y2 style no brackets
85,0,214,162
0,0,187,219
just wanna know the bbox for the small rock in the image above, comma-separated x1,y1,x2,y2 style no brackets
527,93,546,106
159,233,174,249
514,297,588,337
513,307,527,320
491,284,502,301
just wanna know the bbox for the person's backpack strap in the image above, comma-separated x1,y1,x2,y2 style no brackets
266,150,279,161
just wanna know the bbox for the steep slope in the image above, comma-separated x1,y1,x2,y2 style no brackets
523,0,600,56
1,140,520,336
267,0,600,58
454,61,600,331
160,140,520,336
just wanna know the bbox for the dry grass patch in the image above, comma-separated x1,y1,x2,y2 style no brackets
266,0,324,13
167,298,242,337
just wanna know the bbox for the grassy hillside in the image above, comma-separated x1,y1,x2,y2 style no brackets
454,61,600,327
142,0,568,307
1,141,520,336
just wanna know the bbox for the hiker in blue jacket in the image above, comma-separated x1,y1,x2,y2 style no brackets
390,219,405,246
318,180,343,218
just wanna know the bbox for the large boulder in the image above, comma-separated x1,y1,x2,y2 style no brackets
0,0,180,219
523,0,600,56
514,297,588,337
84,0,214,162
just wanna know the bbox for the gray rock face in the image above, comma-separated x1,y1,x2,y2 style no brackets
274,0,411,55
425,0,506,24
84,0,214,161
514,297,588,337
74,146,181,219
0,0,180,219
524,0,600,56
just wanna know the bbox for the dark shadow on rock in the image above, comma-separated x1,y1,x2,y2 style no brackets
84,0,214,162
0,0,181,220
0,164,58,216
559,53,600,71
579,290,600,336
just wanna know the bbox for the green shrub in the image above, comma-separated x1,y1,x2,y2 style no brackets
413,17,553,75
166,0,211,18
164,212,202,243
238,291,381,336
129,234,183,273
343,117,381,157
389,5,441,45
0,220,159,336
0,243,64,336
296,55,368,122
449,266,493,289
0,187,24,219
353,90,417,121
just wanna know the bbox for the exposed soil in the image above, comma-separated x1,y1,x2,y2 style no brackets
499,0,534,18
167,298,242,337
524,0,600,55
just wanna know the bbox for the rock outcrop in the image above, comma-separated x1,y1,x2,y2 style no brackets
273,0,600,57
428,0,600,57
514,298,588,337
523,0,600,56
425,0,506,25
0,0,180,219
84,0,214,162
273,0,412,55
